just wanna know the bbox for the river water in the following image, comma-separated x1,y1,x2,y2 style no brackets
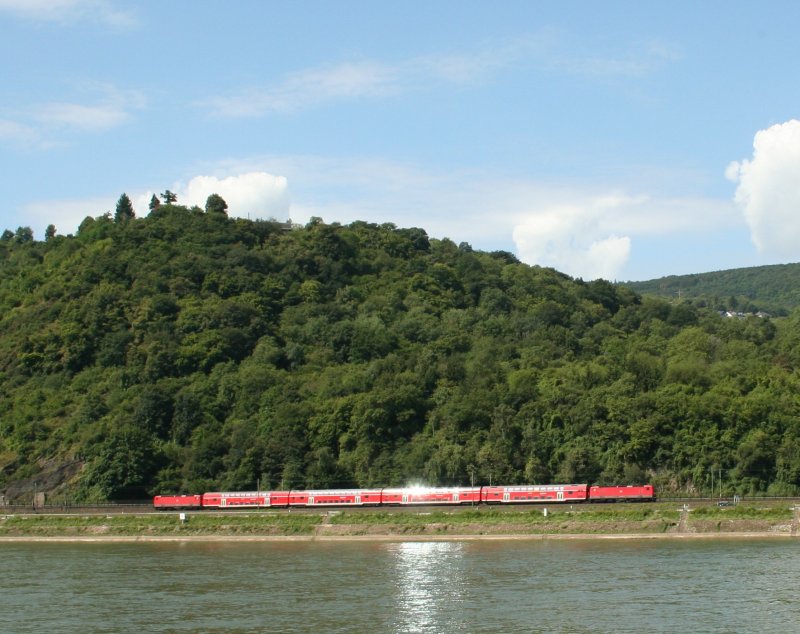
1,539,798,633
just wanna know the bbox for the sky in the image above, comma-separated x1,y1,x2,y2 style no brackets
2,1,800,281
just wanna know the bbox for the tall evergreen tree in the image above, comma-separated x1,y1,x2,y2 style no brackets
149,194,161,212
161,190,178,204
114,193,135,223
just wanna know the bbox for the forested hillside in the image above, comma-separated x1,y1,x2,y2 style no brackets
624,263,800,315
2,201,800,502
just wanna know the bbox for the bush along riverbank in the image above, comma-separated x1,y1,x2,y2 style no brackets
0,504,797,540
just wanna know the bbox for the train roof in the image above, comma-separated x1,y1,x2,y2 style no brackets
381,486,481,493
290,489,383,495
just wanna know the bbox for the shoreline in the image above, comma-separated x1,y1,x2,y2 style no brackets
0,531,797,543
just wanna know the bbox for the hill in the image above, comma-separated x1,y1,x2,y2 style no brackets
2,201,800,503
623,263,800,316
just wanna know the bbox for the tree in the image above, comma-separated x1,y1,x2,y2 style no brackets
149,194,161,211
161,190,178,204
83,425,160,499
114,193,135,223
735,429,776,492
205,193,228,216
133,386,174,439
45,224,57,241
14,226,33,243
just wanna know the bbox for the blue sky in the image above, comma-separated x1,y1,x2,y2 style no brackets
2,1,800,281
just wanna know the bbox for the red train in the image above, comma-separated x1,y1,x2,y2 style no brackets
153,483,654,510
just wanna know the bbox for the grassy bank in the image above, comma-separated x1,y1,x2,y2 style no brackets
687,505,795,534
324,506,682,535
1,503,795,539
0,512,319,537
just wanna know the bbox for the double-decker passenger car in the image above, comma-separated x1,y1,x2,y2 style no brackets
286,489,383,506
201,491,272,508
482,484,588,503
381,486,482,505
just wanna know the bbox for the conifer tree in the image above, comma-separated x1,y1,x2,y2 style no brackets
114,193,135,223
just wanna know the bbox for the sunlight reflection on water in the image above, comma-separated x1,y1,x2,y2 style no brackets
390,541,467,633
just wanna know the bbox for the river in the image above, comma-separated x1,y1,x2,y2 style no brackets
1,539,798,632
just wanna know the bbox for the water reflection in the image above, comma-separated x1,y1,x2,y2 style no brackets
388,542,467,633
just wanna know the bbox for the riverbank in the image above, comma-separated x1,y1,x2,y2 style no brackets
0,531,798,543
1,503,797,541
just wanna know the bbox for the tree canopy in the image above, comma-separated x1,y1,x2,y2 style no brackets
205,193,228,216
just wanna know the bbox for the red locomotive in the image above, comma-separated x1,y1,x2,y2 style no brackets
588,484,654,502
153,483,654,510
152,494,203,509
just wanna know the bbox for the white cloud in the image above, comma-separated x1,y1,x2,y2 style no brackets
177,172,291,219
552,39,682,78
3,86,146,144
727,119,800,258
0,118,51,149
202,49,499,118
202,32,678,118
36,86,145,132
23,196,112,239
36,102,129,131
204,62,401,117
511,191,740,279
512,198,635,280
0,0,136,26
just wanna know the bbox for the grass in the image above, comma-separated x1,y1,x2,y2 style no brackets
0,503,792,537
0,512,319,536
328,506,679,525
690,506,793,520
326,506,683,535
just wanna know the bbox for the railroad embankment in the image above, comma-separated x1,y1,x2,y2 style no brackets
1,504,797,541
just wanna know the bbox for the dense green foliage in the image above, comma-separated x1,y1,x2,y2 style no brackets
624,263,800,315
2,204,800,502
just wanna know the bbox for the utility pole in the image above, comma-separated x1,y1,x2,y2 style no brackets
469,465,475,507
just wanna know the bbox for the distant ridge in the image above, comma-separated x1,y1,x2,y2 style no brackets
622,262,800,316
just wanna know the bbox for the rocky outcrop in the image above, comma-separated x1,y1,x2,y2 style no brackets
1,459,83,503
